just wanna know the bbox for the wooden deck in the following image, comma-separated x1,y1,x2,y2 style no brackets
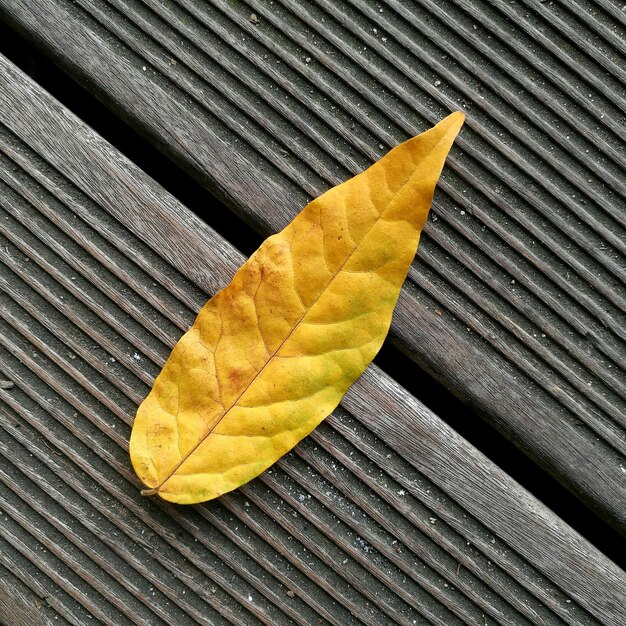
2,0,624,533
0,1,625,624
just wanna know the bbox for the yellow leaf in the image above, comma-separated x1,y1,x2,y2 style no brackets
130,112,464,504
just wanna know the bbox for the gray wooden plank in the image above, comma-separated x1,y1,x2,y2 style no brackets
0,52,624,624
1,0,624,532
0,564,68,626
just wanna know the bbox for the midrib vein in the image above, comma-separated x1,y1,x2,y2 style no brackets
148,133,448,494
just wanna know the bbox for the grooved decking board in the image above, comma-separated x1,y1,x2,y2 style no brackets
1,54,625,624
1,0,624,531
0,564,67,626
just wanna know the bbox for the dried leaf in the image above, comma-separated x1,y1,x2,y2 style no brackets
130,113,464,504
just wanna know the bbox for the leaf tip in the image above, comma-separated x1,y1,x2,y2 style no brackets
451,110,465,122
440,110,465,135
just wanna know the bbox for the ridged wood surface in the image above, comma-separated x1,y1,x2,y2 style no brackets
1,0,624,530
1,54,625,624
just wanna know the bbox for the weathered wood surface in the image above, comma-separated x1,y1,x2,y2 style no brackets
0,565,67,626
1,0,624,531
1,54,625,624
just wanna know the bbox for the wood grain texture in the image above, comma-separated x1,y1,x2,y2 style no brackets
0,566,67,626
1,0,624,531
0,53,624,624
